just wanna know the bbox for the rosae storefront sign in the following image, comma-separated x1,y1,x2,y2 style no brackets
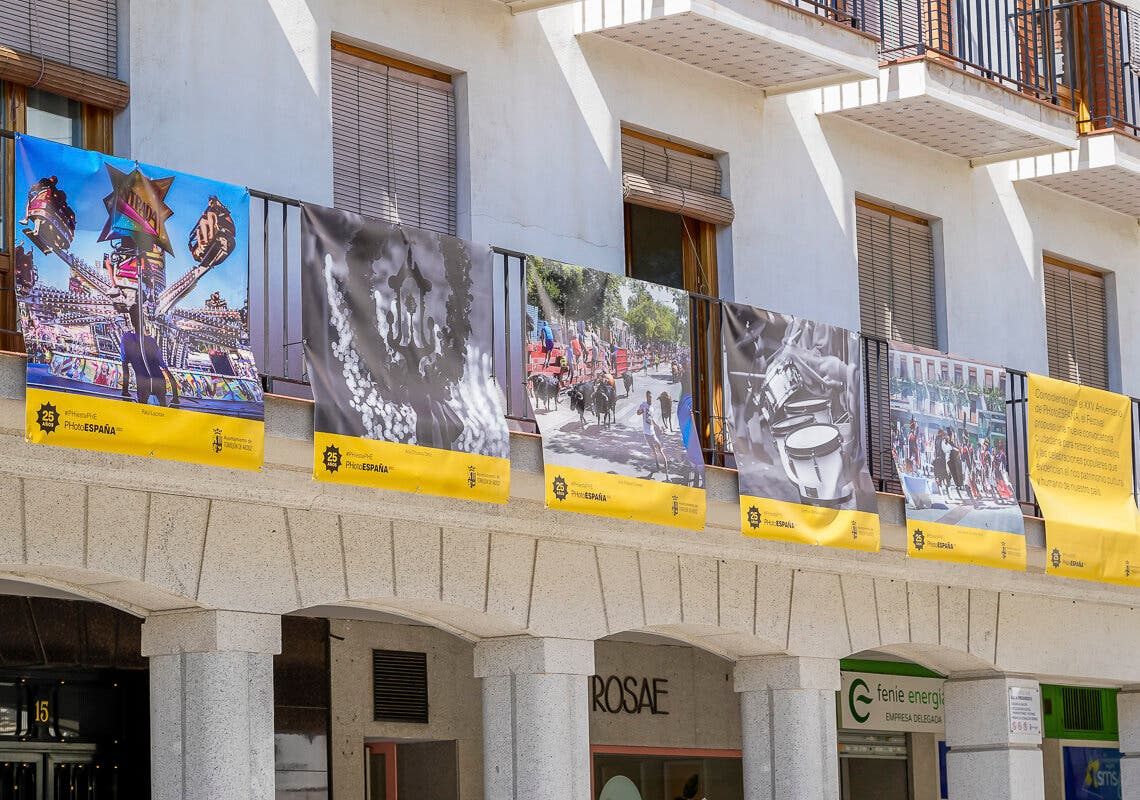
840,672,945,734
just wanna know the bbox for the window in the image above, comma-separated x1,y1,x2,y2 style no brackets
0,83,113,351
856,199,939,349
331,41,456,236
1044,256,1110,390
621,129,732,463
0,0,118,78
592,747,743,799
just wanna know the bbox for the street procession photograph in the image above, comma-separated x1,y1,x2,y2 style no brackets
525,256,706,490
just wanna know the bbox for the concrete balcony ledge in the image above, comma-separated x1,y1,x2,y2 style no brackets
576,0,881,94
820,57,1079,165
1013,130,1140,218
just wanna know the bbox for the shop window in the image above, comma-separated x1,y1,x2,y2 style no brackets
856,198,939,349
331,41,456,236
1043,256,1110,390
621,129,731,463
592,746,743,799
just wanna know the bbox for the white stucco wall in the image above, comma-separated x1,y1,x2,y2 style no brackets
123,0,1140,391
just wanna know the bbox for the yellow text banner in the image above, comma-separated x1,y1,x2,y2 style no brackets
1027,373,1140,585
25,387,263,470
906,518,1026,570
313,431,509,504
544,464,705,530
740,495,880,551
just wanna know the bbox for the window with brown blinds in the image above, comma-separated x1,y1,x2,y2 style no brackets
1044,258,1110,390
620,130,734,226
331,43,456,236
856,199,939,349
0,0,118,78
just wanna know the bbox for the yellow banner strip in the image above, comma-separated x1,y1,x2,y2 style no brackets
25,387,263,470
543,463,706,530
905,519,1026,571
740,494,880,551
313,431,509,504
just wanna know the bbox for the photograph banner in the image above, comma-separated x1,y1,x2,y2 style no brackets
888,343,1026,570
722,302,879,549
525,257,705,529
301,203,510,502
14,135,263,468
1027,373,1140,585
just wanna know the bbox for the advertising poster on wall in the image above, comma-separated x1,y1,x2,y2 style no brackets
301,203,510,502
1063,746,1122,800
722,302,879,549
525,256,705,529
888,343,1026,570
13,135,263,468
1027,373,1140,585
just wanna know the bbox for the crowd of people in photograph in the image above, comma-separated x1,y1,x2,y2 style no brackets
891,417,1016,505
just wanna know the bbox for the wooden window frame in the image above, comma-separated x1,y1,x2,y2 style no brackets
855,197,940,350
1043,254,1111,390
0,81,113,352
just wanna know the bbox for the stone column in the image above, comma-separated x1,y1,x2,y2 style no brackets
1118,687,1140,799
474,637,594,800
734,656,841,800
944,675,1045,800
142,609,281,800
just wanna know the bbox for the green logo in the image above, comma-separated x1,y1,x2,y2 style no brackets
848,678,872,724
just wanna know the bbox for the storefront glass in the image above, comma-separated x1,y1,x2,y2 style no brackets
593,748,743,800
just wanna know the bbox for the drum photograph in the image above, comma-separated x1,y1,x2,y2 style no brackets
723,303,877,513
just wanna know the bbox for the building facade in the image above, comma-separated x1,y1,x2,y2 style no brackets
2,0,1140,799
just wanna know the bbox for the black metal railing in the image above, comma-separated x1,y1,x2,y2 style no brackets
868,0,1140,134
4,138,1140,510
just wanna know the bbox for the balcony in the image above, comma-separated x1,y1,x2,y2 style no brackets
819,0,1093,163
2,150,1137,535
1009,1,1140,217
575,0,881,94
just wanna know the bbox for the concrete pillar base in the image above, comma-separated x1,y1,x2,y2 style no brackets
143,610,281,800
734,656,841,800
944,676,1044,800
475,637,594,800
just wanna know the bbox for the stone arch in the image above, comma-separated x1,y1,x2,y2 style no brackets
782,569,1001,668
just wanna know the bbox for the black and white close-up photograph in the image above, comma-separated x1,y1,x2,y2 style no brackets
723,302,876,513
301,202,510,460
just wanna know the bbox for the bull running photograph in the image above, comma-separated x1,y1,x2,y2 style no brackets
525,256,705,489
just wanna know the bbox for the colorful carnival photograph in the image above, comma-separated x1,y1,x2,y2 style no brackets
13,136,262,420
525,257,705,488
888,343,1023,532
724,303,877,512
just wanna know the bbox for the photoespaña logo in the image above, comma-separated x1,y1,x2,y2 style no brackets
671,495,679,517
1001,539,1008,560
848,677,872,724
467,465,477,488
551,475,569,501
851,520,859,540
35,402,59,434
1051,548,1063,569
746,506,761,529
322,444,342,473
912,528,925,551
211,428,224,454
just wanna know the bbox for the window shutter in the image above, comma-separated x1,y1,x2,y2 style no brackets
1044,260,1109,390
332,47,456,236
0,0,118,79
620,133,734,226
856,201,938,349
